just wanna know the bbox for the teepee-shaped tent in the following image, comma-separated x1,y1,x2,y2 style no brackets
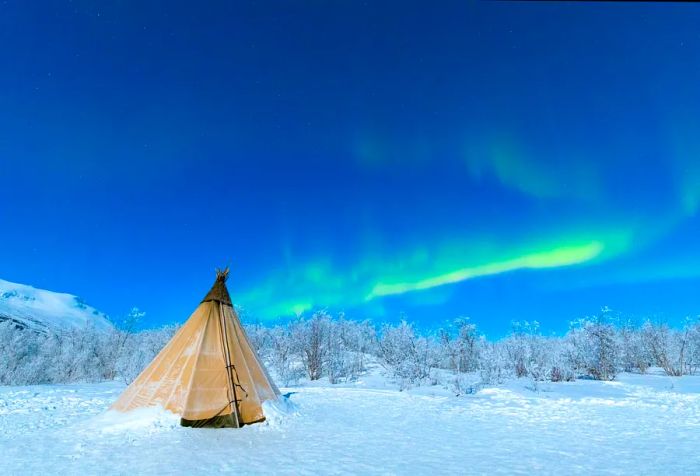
111,268,280,428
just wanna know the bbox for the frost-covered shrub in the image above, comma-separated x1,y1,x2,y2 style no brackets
546,338,576,383
0,323,110,385
503,321,544,379
0,316,177,386
325,318,365,384
289,312,331,381
332,316,377,381
262,326,303,386
618,321,650,374
687,320,700,375
0,321,41,385
566,317,618,381
326,324,350,385
260,313,379,385
497,321,572,382
114,325,179,384
438,318,480,373
243,322,271,356
478,340,506,385
261,314,378,385
5,308,700,388
378,321,438,389
641,319,700,377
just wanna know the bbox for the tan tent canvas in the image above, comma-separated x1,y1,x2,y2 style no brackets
111,268,280,428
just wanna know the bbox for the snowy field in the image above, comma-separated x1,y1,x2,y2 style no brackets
2,367,700,475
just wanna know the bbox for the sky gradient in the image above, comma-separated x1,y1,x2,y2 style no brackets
1,1,700,334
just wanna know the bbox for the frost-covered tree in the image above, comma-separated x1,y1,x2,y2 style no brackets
478,340,506,385
566,315,618,381
340,318,377,377
114,325,179,384
290,312,331,381
242,322,269,356
686,319,700,375
499,321,570,382
378,321,438,388
266,325,304,385
618,320,649,374
439,317,480,374
641,319,700,377
325,320,349,384
4,308,700,388
104,307,146,380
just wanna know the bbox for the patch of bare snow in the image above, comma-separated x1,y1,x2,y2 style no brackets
2,369,700,475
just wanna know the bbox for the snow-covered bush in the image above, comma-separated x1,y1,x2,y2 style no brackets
0,320,42,385
244,322,271,356
566,317,618,380
378,321,438,389
289,312,331,381
4,307,700,389
266,313,378,385
264,325,304,386
478,340,506,385
496,321,573,383
0,315,177,386
641,319,700,377
438,317,480,373
113,325,179,384
546,339,576,383
331,316,376,381
617,320,650,374
686,320,700,375
502,321,543,378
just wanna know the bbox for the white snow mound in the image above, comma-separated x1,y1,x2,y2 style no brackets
0,278,112,332
88,407,181,435
262,395,298,428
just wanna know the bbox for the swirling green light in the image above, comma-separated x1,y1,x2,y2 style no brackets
366,241,604,299
463,136,600,201
235,228,631,318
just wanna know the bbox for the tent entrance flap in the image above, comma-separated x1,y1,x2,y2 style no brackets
181,413,237,429
180,413,267,428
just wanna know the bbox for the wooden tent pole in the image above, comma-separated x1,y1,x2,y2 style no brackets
218,302,241,428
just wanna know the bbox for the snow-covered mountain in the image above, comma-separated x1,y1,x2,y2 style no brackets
0,279,112,332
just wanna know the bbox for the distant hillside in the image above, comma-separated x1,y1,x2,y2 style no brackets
0,279,112,332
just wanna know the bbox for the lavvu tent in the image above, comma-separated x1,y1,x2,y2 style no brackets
111,268,280,427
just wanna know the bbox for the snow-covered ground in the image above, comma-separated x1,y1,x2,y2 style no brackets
2,367,700,475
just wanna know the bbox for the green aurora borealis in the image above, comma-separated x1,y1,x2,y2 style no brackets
2,2,700,331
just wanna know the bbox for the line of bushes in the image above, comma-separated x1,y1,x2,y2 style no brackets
2,308,700,393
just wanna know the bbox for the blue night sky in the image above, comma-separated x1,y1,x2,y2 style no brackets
1,1,700,334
